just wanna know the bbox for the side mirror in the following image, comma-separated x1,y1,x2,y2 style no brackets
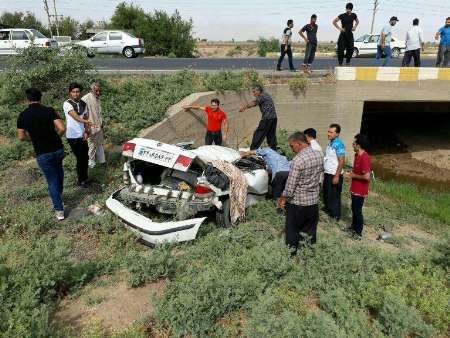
90,37,94,41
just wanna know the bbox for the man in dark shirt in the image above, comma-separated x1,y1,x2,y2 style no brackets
333,3,359,66
17,88,66,220
276,19,296,72
299,14,319,74
239,85,278,150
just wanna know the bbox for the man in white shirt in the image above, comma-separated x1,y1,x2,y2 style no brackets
64,82,92,188
402,18,424,67
304,128,323,154
376,16,399,67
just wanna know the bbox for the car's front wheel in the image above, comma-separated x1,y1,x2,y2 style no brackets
352,47,359,58
215,198,232,228
392,47,401,58
123,46,136,58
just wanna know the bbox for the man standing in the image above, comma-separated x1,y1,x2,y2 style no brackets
64,83,92,188
183,98,229,146
299,14,318,74
402,18,424,67
344,134,372,239
17,88,66,220
278,132,323,254
240,147,290,199
435,17,450,67
377,16,399,67
333,3,359,66
304,128,322,153
239,85,278,151
276,19,296,72
82,82,105,168
323,124,346,221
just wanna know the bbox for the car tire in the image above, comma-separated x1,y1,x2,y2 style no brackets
352,48,359,58
123,46,135,58
392,48,401,58
215,198,232,228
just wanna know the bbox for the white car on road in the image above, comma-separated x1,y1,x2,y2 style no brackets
0,28,58,55
353,34,406,58
76,30,145,58
106,138,269,245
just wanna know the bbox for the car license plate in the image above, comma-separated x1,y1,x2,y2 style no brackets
134,145,176,167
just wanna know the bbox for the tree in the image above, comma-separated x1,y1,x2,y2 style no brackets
54,16,79,38
110,3,196,57
0,11,50,36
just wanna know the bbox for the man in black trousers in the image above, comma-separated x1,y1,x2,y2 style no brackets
239,85,278,151
333,3,359,66
278,132,323,254
276,19,296,72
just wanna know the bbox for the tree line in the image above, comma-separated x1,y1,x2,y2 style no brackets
0,2,196,57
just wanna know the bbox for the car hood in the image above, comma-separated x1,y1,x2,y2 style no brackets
190,145,241,163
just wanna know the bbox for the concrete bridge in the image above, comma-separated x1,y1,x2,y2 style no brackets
140,67,450,161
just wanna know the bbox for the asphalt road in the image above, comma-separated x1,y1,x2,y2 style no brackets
0,56,438,72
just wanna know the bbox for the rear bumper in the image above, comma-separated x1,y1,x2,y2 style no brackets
132,46,145,54
106,189,206,245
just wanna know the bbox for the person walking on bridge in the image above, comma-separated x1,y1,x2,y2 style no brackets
402,18,424,67
376,16,399,67
333,3,359,66
276,19,296,72
299,14,319,75
435,17,450,67
239,85,278,151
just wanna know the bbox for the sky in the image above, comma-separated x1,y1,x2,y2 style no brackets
4,0,450,41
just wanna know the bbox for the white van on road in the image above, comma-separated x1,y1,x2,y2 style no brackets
0,28,58,55
76,30,145,58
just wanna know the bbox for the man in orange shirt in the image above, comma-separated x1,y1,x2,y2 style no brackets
184,98,229,146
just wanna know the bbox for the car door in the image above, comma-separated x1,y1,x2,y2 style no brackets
89,32,108,53
361,35,379,55
107,31,123,53
11,30,31,52
0,30,12,55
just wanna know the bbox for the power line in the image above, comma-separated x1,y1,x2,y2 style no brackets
370,0,380,34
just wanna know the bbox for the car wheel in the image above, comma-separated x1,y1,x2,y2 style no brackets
123,46,135,58
215,198,232,228
352,48,359,58
392,48,401,58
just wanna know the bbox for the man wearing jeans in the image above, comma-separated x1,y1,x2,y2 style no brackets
323,124,346,221
64,83,93,188
377,16,399,67
17,88,66,220
299,14,318,74
435,17,450,67
278,132,323,254
276,19,296,72
344,134,372,239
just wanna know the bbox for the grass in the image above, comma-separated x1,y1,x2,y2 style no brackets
0,62,449,336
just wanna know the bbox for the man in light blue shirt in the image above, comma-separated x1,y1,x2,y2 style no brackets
376,16,399,67
241,147,290,199
435,17,450,67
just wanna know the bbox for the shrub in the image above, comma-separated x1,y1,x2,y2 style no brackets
288,76,309,96
256,37,279,57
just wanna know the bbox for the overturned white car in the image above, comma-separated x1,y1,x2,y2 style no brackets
106,138,269,245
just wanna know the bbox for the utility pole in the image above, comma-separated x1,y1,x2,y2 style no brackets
43,0,53,37
370,0,380,34
52,0,60,36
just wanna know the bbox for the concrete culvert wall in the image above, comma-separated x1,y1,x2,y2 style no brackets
140,78,450,163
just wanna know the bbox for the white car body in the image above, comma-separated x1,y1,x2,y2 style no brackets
76,30,145,58
0,28,58,55
106,138,269,245
353,34,406,58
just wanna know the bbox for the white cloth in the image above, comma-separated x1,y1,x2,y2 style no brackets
210,160,248,224
405,26,424,51
63,101,88,139
310,139,323,153
82,92,103,134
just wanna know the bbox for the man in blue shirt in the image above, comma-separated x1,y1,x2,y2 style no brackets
435,17,450,67
377,16,399,67
241,147,290,199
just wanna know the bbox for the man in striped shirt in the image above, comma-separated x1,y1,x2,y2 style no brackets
278,132,324,254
